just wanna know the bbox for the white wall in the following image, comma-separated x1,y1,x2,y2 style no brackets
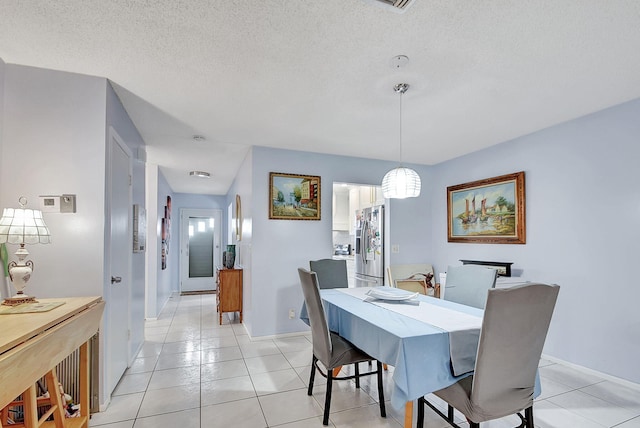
1,64,115,406
1,64,153,406
429,98,640,384
145,164,160,317
0,58,5,300
1,64,107,298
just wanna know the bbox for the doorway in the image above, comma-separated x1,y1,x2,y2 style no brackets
180,209,222,293
106,128,132,396
332,182,384,286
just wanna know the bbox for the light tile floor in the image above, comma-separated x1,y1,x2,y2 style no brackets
89,294,640,428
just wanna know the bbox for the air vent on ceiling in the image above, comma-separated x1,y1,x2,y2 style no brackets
366,0,416,13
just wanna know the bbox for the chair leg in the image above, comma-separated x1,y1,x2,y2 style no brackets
417,397,425,428
525,406,534,428
323,371,333,425
355,362,360,388
448,404,455,422
469,423,479,428
376,361,386,417
308,355,317,396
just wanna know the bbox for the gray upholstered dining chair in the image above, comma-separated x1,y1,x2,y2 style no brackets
298,268,386,425
442,265,498,309
417,283,560,428
310,258,349,289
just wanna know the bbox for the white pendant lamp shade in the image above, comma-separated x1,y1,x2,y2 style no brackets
382,166,421,199
382,81,422,199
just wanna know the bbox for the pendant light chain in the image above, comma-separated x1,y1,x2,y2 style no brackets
399,88,403,166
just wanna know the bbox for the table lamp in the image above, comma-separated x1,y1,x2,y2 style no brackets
0,197,51,305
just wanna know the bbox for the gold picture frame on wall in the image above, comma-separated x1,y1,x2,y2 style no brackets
235,194,242,241
447,171,526,244
269,172,321,220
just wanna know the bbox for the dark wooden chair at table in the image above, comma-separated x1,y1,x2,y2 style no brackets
417,283,560,428
298,268,386,426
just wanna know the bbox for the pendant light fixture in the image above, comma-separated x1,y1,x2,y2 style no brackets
381,83,421,199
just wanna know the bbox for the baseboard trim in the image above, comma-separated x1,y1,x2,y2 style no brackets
542,353,640,391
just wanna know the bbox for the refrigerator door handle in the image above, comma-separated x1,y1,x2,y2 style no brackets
361,219,368,265
355,274,378,283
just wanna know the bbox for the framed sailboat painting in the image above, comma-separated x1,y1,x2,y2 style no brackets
447,171,526,244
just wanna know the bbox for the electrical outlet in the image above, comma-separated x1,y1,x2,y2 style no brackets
391,244,400,253
289,309,295,319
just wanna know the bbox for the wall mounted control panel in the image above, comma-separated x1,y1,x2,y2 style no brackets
39,194,77,213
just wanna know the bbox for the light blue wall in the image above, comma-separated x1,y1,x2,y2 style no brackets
246,146,432,337
106,82,147,362
225,149,254,330
430,98,640,384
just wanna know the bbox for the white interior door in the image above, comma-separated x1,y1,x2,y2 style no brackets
107,130,132,396
180,209,222,292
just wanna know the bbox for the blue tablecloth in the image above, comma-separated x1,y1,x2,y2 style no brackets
300,289,484,409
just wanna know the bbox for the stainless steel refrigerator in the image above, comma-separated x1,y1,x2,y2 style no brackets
355,205,384,287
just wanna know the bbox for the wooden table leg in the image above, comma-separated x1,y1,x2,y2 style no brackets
404,401,413,428
80,341,90,428
22,385,38,428
44,369,67,428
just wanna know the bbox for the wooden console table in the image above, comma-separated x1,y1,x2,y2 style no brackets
0,297,105,428
216,268,242,325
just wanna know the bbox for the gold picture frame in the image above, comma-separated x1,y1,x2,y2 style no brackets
269,172,321,220
447,171,526,244
235,194,242,241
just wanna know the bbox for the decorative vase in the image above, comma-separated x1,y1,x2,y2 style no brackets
224,245,236,269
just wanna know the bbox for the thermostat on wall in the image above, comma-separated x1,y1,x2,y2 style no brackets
39,194,77,213
40,195,59,212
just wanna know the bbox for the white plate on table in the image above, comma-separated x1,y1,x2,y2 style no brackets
366,287,419,301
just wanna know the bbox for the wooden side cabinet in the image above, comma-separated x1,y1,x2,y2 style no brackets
217,268,243,325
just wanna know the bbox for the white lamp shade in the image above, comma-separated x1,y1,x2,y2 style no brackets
381,167,421,199
0,208,51,244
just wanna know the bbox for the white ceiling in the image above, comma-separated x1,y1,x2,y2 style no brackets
2,1,640,195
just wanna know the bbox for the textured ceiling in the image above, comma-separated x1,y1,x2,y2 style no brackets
2,1,640,194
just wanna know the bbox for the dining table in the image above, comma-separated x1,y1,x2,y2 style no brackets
300,286,486,428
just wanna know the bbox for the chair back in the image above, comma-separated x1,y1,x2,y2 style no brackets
443,265,497,309
310,259,349,289
298,268,332,364
387,264,434,295
471,283,559,417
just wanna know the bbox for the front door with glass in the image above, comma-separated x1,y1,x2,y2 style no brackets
180,209,222,292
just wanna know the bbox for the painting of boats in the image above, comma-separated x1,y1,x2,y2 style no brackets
447,171,526,244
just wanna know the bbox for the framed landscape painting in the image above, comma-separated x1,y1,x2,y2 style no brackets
447,171,526,244
269,172,321,220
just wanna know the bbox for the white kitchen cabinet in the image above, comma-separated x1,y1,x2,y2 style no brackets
358,186,385,209
332,189,350,230
349,188,360,235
